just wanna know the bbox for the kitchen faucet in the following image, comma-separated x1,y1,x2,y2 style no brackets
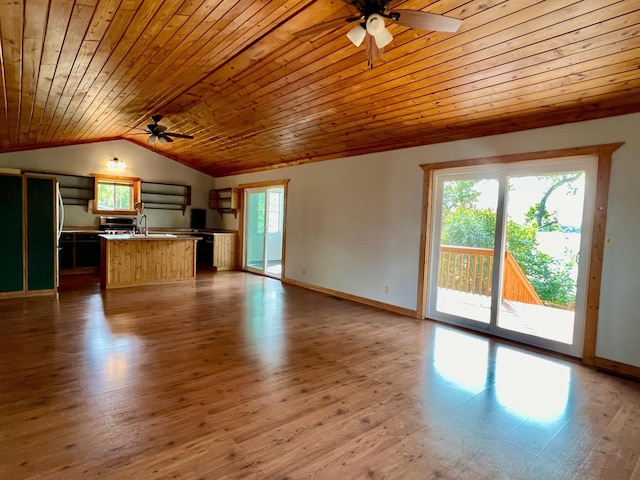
139,214,148,236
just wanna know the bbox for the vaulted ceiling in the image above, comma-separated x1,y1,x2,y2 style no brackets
1,0,639,177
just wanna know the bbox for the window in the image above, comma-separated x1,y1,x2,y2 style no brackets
92,174,140,214
267,189,283,233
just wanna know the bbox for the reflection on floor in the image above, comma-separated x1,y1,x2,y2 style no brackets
436,288,575,344
1,271,639,479
247,260,282,277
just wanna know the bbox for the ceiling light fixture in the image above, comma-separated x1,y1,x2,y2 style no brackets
107,157,126,170
346,24,367,47
365,14,393,49
148,135,156,145
346,14,394,49
295,2,462,67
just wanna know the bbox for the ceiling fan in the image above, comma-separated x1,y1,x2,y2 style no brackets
133,115,195,145
294,0,462,66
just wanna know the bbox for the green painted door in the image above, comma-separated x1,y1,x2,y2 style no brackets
27,177,56,291
0,175,24,292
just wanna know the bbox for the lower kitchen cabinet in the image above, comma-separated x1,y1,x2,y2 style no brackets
196,234,214,267
194,232,237,270
59,232,101,272
59,233,74,270
75,233,101,268
213,233,237,271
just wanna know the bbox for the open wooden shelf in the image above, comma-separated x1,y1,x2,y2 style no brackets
209,187,239,217
141,181,192,214
24,171,193,214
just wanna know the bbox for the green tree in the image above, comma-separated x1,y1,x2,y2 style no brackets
443,180,480,214
441,179,577,307
524,173,582,231
441,206,496,249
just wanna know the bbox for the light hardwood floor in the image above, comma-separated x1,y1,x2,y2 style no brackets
1,271,639,479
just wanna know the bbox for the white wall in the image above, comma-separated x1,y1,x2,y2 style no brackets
215,113,640,368
2,116,638,368
0,140,216,229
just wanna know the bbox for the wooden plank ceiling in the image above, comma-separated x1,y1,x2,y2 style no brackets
1,0,639,177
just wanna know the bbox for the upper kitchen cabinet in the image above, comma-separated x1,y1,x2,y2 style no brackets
0,174,57,297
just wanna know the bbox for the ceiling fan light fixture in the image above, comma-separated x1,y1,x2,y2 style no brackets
346,24,366,47
158,135,168,145
366,14,393,49
365,14,384,36
374,26,393,48
148,135,156,145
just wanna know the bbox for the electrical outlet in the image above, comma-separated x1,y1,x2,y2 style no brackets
384,286,389,294
605,235,614,247
302,268,306,275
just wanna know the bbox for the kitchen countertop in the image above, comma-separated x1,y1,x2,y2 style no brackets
99,233,200,240
64,227,235,235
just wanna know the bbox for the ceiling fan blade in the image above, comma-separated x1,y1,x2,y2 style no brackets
342,0,366,10
164,132,194,139
383,0,404,12
390,9,462,32
125,127,153,136
293,16,357,38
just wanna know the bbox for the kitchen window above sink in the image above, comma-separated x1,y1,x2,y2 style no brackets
93,174,141,215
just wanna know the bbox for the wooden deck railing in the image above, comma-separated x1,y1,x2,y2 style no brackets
439,245,543,305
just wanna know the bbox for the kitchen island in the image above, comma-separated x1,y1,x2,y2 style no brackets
100,234,199,289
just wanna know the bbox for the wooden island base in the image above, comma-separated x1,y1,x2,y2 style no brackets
100,235,198,289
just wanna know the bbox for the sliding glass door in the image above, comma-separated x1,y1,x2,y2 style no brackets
244,186,285,278
434,175,500,325
427,157,596,356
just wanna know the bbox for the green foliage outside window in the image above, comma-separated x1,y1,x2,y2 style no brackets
441,176,581,307
97,181,133,211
